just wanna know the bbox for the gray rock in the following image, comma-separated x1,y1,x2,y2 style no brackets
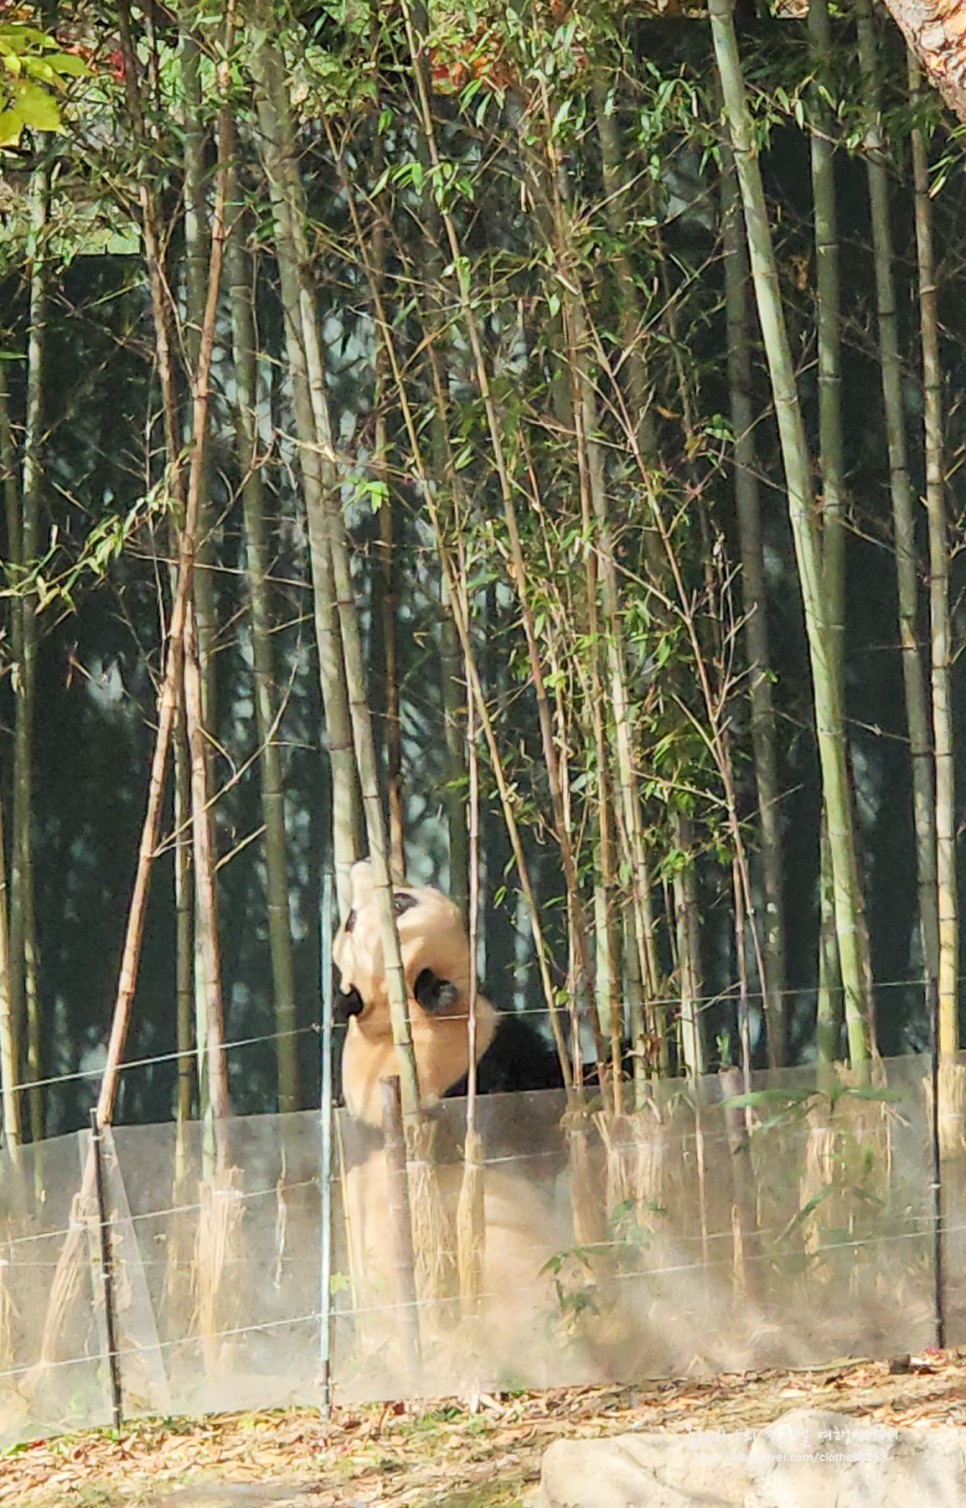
532,1430,746,1507
746,1407,966,1508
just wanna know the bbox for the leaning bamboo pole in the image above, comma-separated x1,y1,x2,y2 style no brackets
908,51,958,1058
807,0,849,1052
857,7,939,998
719,141,787,1064
33,23,233,1369
709,0,872,1070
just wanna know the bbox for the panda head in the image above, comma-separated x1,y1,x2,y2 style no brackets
333,860,472,1029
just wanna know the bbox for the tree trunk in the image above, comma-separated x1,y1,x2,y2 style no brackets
877,0,966,123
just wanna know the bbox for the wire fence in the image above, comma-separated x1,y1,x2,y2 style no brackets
0,1049,964,1447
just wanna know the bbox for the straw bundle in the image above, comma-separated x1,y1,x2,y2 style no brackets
456,1127,486,1317
406,1114,456,1314
192,1164,243,1375
934,1059,966,1158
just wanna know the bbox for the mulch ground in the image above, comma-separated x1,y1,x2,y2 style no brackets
3,1351,966,1508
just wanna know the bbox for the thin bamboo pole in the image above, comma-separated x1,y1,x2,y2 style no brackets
225,151,299,1111
709,0,872,1069
14,160,48,1143
398,0,604,1077
908,51,957,1055
247,32,362,919
0,777,18,1150
325,112,572,1090
249,32,417,1112
720,140,786,1064
857,8,939,998
0,372,22,1151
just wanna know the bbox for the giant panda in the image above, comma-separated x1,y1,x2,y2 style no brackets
332,859,565,1127
331,861,594,1390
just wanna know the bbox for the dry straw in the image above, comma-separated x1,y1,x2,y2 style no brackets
192,1164,243,1375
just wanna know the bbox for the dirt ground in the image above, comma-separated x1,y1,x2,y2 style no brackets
3,1351,966,1508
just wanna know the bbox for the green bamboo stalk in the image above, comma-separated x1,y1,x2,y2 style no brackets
331,148,575,1087
672,815,705,1078
17,161,49,1141
174,727,194,1127
908,51,957,1051
807,0,847,1047
399,0,605,1075
247,32,362,920
709,0,872,1069
0,775,18,1150
179,14,218,762
371,187,405,880
225,154,299,1113
249,30,417,1115
856,7,940,1000
404,20,468,912
0,369,22,1148
720,140,787,1064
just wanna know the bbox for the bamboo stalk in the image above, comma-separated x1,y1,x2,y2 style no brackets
709,0,872,1070
12,159,49,1143
720,140,786,1064
249,32,417,1112
0,773,18,1150
399,0,604,1077
324,107,573,1091
225,148,299,1112
673,814,705,1078
370,115,405,881
856,9,939,1000
183,597,230,1166
35,11,234,1369
0,371,21,1151
457,676,485,1317
908,50,957,1054
247,32,362,919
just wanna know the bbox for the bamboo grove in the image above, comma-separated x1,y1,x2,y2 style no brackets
1,0,966,1144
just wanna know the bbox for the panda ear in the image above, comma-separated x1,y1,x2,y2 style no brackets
334,985,365,1021
414,968,460,1015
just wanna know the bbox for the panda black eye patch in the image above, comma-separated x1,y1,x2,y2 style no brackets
393,891,418,917
414,968,460,1014
334,985,364,1020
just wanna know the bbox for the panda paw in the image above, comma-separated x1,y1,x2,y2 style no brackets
413,968,460,1014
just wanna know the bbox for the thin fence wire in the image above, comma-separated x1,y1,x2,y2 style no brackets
0,970,945,1103
0,1052,961,1443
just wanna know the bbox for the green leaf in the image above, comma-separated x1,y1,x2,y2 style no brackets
13,79,61,132
0,108,22,146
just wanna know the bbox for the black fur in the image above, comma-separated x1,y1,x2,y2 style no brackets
413,967,461,1014
412,967,565,1100
335,985,364,1021
446,1011,565,1100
